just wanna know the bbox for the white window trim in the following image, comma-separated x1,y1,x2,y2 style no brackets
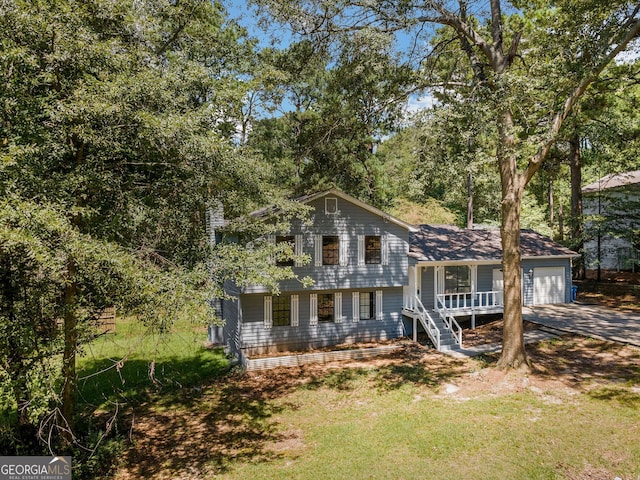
376,290,383,320
357,235,365,266
294,234,304,267
352,291,360,322
310,293,318,326
314,234,322,267
263,295,273,329
291,294,299,327
267,235,276,265
381,234,389,266
334,292,343,323
339,234,348,266
325,197,338,214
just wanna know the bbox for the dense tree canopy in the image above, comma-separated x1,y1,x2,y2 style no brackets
0,0,304,451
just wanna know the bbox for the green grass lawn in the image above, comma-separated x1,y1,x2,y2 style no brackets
77,317,230,411
113,337,640,480
221,370,640,480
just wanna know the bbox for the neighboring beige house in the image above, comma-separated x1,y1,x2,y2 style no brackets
583,170,640,272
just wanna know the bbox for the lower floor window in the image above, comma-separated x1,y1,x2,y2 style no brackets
272,295,291,326
359,292,375,320
318,293,334,323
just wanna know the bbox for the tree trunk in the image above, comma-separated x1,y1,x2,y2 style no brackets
496,111,530,369
497,184,530,369
558,203,564,241
569,133,584,278
61,258,78,445
467,172,473,229
549,180,554,239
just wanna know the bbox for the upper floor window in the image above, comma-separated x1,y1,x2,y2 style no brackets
318,293,334,322
322,235,340,265
365,235,381,264
276,235,295,267
445,266,471,294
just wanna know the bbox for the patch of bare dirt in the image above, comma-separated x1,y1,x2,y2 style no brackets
462,319,540,348
558,462,634,480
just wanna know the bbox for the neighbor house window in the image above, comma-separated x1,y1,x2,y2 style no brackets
276,235,295,267
365,236,381,264
322,235,339,265
318,293,334,322
359,292,376,320
272,295,291,327
445,266,471,293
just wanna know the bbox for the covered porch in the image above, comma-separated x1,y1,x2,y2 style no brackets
403,263,504,329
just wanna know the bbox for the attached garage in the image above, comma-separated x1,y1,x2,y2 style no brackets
533,267,566,305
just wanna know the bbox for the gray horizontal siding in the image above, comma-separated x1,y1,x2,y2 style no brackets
522,258,572,304
244,194,409,293
420,266,435,310
215,280,242,356
239,287,406,354
417,259,572,309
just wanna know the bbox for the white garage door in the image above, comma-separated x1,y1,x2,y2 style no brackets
533,267,565,305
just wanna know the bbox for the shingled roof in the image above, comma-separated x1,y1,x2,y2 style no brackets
582,170,640,194
409,224,578,263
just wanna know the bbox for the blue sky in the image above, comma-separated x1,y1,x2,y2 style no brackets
222,0,435,118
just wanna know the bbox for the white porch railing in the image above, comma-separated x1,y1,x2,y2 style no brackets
436,291,503,313
409,295,441,351
435,296,462,347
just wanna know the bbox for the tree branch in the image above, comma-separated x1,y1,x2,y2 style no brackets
523,18,640,186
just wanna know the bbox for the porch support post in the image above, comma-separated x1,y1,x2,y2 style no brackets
413,317,417,342
471,265,478,329
433,266,438,310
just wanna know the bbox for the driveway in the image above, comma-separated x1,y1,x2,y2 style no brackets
523,303,640,347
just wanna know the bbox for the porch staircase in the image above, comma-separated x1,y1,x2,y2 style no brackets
429,315,461,351
403,295,462,352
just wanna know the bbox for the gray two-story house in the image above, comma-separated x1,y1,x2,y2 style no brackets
211,189,578,360
213,189,416,357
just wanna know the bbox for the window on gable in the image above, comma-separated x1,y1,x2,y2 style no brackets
444,266,471,294
322,235,339,265
325,197,338,214
365,235,381,264
272,295,291,326
318,293,334,323
275,235,295,267
359,292,376,320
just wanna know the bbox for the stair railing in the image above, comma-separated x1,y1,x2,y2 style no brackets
436,295,463,347
414,295,441,350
